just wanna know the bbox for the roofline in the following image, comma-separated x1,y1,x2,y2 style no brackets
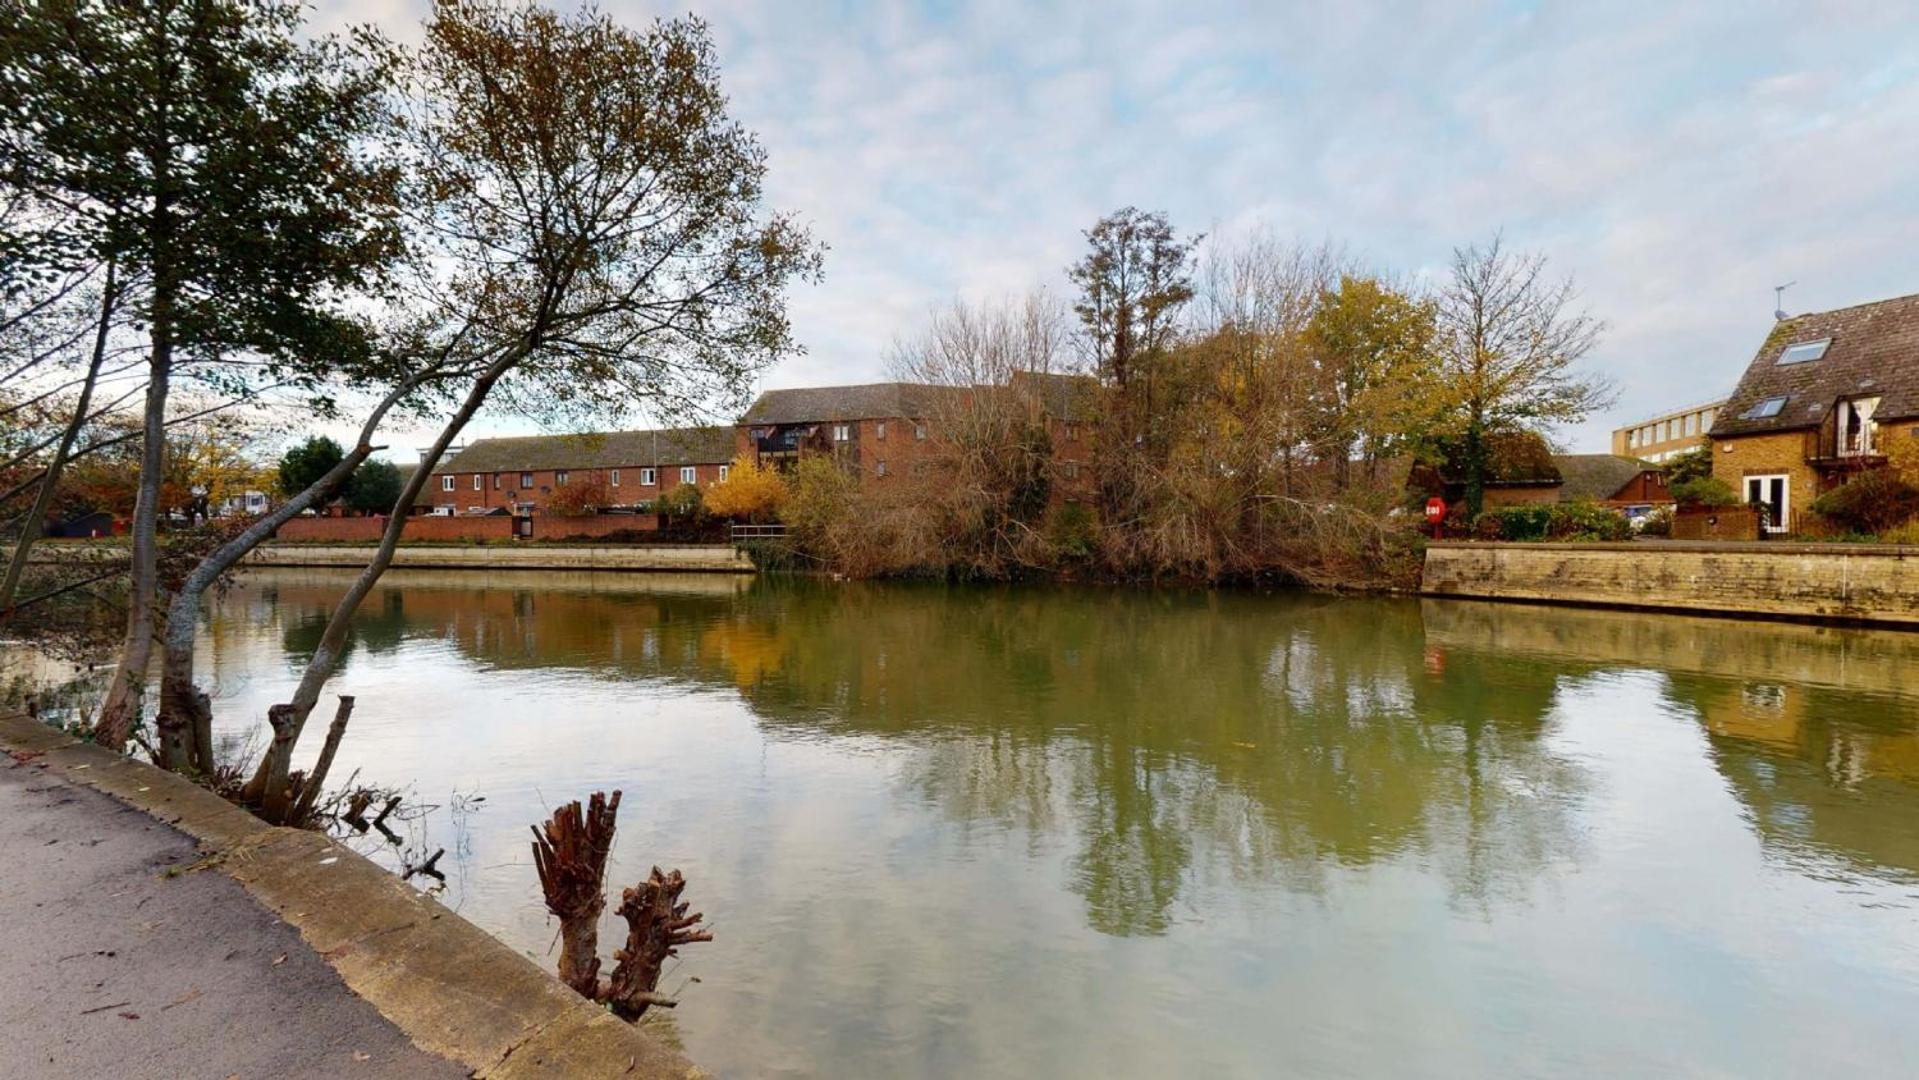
1776,290,1919,323
1610,398,1727,430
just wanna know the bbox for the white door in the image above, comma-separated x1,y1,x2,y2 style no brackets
1744,474,1789,534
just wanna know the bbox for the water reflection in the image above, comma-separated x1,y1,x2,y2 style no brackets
193,571,1919,1077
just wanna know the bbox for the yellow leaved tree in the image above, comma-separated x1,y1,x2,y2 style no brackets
704,454,785,522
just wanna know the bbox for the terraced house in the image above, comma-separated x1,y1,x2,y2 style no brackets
426,426,736,514
1710,293,1919,533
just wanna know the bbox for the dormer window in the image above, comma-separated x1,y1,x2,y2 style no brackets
1777,339,1831,365
1743,396,1787,419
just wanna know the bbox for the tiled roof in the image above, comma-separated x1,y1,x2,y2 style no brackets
1553,454,1651,502
740,382,967,425
432,426,735,475
1711,293,1919,438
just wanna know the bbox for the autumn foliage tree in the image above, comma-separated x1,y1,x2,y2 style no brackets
704,454,783,521
544,473,610,516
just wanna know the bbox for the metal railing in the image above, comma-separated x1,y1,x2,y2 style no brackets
730,523,788,541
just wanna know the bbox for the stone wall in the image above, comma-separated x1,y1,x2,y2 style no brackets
1421,540,1919,626
248,542,754,573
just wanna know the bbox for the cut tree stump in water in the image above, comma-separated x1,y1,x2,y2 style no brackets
530,791,709,1020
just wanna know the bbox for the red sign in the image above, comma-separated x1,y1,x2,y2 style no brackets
1424,497,1447,523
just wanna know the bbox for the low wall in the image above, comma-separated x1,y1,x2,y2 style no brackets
1421,540,1919,627
248,542,754,573
275,514,658,544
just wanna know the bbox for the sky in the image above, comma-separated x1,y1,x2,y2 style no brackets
313,0,1919,457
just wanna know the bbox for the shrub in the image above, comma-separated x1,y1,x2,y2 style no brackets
656,482,706,524
1044,501,1098,562
1881,518,1919,546
1670,476,1740,509
705,454,785,521
1809,468,1919,535
1637,506,1673,537
1473,499,1630,543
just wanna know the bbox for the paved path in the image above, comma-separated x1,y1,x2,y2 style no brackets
0,755,470,1080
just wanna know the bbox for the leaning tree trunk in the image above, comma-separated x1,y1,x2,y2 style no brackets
153,370,428,774
0,264,119,615
242,348,522,804
94,317,173,750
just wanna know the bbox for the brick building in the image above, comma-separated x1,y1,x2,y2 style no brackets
1710,292,1919,533
426,426,735,514
738,374,1099,501
1610,400,1723,463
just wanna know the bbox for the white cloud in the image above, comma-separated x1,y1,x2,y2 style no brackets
314,0,1919,454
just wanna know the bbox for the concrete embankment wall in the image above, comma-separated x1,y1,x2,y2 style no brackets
248,542,754,573
0,713,701,1078
1422,540,1919,627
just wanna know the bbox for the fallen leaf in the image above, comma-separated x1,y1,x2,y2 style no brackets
271,953,287,966
353,1051,371,1062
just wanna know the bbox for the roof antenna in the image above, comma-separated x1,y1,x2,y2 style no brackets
1773,281,1796,321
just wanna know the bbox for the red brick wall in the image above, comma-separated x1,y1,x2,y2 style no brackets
277,515,516,543
275,513,660,543
534,514,659,538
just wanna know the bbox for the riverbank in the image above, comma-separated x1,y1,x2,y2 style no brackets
246,541,755,573
0,712,702,1079
1423,539,1919,628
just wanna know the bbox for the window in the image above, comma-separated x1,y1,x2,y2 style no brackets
610,469,620,487
1066,423,1078,442
680,466,696,484
473,474,483,491
1660,420,1672,442
833,424,850,442
1838,396,1880,456
556,470,569,486
1743,396,1787,419
876,421,886,441
441,475,454,492
520,472,533,488
1777,338,1831,365
1702,408,1715,430
1682,414,1695,436
493,474,502,489
1626,429,1637,449
914,423,926,441
640,467,656,486
875,460,887,477
1064,462,1080,480
719,464,730,481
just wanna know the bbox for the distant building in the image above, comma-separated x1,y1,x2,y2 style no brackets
426,426,735,515
1710,292,1919,534
737,373,1098,501
1610,400,1723,463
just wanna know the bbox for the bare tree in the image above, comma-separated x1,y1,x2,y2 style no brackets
1436,234,1610,517
886,291,1074,574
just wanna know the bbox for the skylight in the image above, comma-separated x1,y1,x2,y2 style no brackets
1744,396,1787,419
1777,338,1831,365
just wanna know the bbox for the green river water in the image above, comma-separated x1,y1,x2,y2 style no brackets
188,568,1919,1077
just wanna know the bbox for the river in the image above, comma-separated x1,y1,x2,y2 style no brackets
187,568,1919,1077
